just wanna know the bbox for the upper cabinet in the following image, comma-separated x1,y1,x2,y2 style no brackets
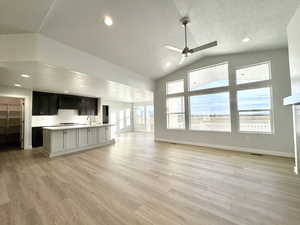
58,95,80,110
78,97,98,115
32,91,98,116
32,92,58,115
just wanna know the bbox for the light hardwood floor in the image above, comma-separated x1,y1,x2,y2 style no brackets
1,132,300,225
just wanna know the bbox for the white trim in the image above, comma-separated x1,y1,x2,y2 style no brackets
292,105,298,173
25,145,33,150
155,138,294,158
294,166,299,175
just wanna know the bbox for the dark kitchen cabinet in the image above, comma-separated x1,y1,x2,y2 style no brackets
33,91,97,116
79,97,98,115
102,105,109,124
32,127,43,147
48,94,59,115
32,92,58,116
58,95,80,109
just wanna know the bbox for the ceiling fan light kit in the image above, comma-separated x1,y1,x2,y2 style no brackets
166,16,218,64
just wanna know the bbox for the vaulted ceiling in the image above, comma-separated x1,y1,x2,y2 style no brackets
0,0,299,79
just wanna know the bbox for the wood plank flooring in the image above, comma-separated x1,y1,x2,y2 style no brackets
1,132,300,225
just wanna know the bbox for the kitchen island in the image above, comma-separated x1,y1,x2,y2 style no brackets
43,124,115,157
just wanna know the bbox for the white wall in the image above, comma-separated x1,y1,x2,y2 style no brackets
101,100,133,137
0,85,32,149
154,49,294,157
287,4,300,173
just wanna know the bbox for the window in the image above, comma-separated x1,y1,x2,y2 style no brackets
134,106,145,125
119,111,124,129
166,79,184,95
190,92,231,132
237,87,272,133
146,105,154,132
111,113,117,138
236,62,270,84
126,108,131,127
166,96,185,129
189,63,229,91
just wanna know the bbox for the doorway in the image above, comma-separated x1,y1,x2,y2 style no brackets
0,97,24,151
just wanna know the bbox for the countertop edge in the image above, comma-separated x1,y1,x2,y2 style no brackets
43,124,114,130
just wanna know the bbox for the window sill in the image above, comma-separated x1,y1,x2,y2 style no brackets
238,130,274,135
189,129,232,133
166,128,186,131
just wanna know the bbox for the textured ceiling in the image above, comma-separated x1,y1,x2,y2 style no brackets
0,0,299,79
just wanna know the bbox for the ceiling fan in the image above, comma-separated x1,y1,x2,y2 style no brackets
165,17,218,65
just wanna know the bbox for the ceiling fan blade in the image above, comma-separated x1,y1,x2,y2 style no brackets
179,56,186,65
190,41,218,54
165,45,182,53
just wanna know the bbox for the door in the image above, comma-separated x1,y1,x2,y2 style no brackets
78,128,88,147
105,127,111,141
51,131,63,152
38,92,50,115
63,129,77,150
98,127,106,143
87,128,97,145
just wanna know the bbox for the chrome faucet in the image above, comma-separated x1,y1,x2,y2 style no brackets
87,115,92,125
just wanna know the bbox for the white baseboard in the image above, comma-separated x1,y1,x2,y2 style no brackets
155,138,294,158
294,166,299,175
24,145,32,150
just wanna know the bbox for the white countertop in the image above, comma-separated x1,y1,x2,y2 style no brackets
43,124,114,130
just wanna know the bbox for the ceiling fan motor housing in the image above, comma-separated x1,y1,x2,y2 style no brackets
180,16,191,26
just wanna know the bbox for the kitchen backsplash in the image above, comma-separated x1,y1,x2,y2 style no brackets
32,109,99,127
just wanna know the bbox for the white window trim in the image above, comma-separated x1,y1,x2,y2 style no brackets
236,82,275,135
166,96,186,130
188,92,232,133
235,61,272,85
187,62,231,132
188,61,229,92
166,79,185,95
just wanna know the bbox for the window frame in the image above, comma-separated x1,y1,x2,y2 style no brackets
188,91,232,133
235,61,272,85
166,96,186,130
187,62,231,133
188,62,229,92
125,108,131,127
119,110,125,130
166,79,185,95
235,61,274,134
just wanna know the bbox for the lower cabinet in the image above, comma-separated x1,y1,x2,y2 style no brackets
78,128,88,147
88,128,98,145
98,127,106,143
46,126,113,157
50,131,64,151
63,129,77,150
105,126,111,141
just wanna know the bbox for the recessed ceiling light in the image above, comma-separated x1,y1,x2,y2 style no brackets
64,90,69,94
242,37,250,43
104,16,113,26
21,74,30,78
165,62,171,68
14,83,21,87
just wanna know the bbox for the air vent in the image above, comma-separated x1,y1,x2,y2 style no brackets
250,153,263,156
